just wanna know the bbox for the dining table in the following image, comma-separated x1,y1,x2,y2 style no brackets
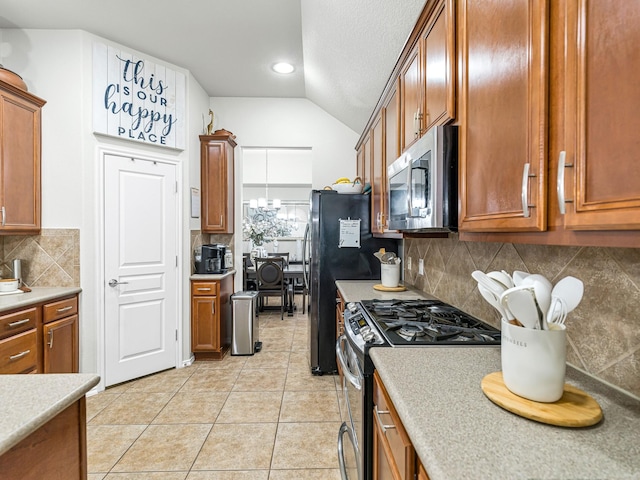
244,262,306,316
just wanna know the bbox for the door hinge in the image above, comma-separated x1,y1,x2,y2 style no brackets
175,181,178,193
175,329,178,341
176,256,178,267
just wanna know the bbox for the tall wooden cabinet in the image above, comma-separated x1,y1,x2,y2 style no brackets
200,130,236,234
0,79,45,234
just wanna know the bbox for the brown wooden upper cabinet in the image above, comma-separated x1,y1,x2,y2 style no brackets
400,0,456,153
422,0,456,134
200,131,236,234
458,0,640,245
371,84,400,235
0,81,45,234
458,0,548,233
558,0,640,231
400,42,422,152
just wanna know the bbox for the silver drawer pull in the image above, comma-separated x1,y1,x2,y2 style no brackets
197,288,212,291
8,319,30,328
374,408,396,433
9,350,31,361
56,306,73,313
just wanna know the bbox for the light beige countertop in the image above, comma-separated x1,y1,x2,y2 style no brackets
0,373,100,456
190,270,236,281
370,347,640,480
336,279,431,303
0,287,81,314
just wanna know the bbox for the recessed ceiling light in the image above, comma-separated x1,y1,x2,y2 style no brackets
272,62,295,74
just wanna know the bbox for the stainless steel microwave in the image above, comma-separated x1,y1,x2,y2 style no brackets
387,125,458,231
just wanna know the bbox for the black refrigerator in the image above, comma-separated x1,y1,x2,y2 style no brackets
304,190,398,375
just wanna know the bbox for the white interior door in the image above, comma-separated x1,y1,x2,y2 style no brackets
104,154,178,386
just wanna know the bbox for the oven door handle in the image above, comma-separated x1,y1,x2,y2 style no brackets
338,422,360,480
336,335,362,391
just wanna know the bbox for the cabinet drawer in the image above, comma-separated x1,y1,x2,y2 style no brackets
43,296,78,323
192,281,219,296
373,371,415,480
0,307,37,339
0,329,37,374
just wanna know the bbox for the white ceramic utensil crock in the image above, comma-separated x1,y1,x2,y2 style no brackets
501,318,567,403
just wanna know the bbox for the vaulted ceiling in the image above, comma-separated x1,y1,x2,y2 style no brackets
0,0,425,133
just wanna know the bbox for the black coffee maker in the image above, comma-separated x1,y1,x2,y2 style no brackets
195,244,227,274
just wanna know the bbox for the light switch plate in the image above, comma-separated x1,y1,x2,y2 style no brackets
407,257,412,271
418,258,424,275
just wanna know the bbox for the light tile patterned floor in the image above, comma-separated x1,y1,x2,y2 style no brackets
86,295,342,480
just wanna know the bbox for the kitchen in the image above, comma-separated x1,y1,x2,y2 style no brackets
1,0,640,479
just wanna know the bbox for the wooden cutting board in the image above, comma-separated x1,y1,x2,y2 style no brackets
481,371,603,427
373,284,407,292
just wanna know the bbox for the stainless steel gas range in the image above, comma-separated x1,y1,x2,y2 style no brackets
336,298,500,480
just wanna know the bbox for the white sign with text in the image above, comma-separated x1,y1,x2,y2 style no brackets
93,43,185,149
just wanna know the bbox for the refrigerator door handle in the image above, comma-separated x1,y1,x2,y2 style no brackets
302,222,310,289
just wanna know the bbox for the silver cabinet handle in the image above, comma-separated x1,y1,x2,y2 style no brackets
48,330,54,348
212,301,216,315
56,306,73,313
521,163,532,218
556,150,574,215
1,206,5,227
9,349,30,361
108,279,129,287
374,407,396,433
8,318,30,328
197,288,212,292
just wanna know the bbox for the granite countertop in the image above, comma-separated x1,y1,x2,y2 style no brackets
0,374,100,456
190,270,236,281
370,347,640,480
336,279,431,303
0,287,82,314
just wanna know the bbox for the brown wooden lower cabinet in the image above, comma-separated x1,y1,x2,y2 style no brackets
374,371,430,480
191,276,233,360
0,397,87,479
0,293,79,375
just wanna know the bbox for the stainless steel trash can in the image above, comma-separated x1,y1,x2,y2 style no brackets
231,291,261,355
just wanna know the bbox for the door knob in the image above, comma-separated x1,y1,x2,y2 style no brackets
108,279,129,287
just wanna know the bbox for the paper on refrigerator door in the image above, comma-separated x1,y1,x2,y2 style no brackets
338,219,360,248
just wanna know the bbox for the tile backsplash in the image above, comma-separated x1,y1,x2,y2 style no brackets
1,229,80,287
404,235,640,399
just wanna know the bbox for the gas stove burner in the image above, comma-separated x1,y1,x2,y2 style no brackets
398,324,426,339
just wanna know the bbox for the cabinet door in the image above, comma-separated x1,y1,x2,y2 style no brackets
400,43,423,151
373,372,415,480
43,315,79,373
559,0,640,230
0,88,44,233
459,0,549,232
422,0,456,131
201,136,235,234
371,112,384,233
191,295,219,352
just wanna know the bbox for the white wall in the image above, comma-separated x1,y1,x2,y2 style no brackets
210,97,359,289
1,28,208,384
1,28,359,384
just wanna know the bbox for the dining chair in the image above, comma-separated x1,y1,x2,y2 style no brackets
255,256,286,320
243,254,257,291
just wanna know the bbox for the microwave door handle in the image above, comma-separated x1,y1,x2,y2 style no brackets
406,164,414,216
